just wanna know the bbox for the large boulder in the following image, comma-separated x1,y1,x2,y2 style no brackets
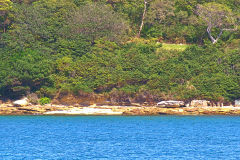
13,98,29,107
157,100,185,108
235,100,240,107
190,100,210,107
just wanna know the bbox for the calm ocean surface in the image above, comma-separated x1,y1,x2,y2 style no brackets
0,116,240,160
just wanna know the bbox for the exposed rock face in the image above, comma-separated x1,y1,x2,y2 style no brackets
235,100,240,107
122,107,240,116
13,98,29,107
190,100,210,107
157,100,185,108
1,102,240,116
0,104,79,115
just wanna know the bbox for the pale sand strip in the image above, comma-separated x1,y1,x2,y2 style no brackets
44,107,123,115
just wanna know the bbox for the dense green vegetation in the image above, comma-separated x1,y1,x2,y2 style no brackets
0,0,239,104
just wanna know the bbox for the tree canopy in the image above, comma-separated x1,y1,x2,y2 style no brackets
196,2,238,44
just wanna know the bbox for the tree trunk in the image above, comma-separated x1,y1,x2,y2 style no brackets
207,26,235,44
137,0,147,38
207,27,217,44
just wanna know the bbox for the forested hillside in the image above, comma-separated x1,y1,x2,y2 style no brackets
0,0,239,104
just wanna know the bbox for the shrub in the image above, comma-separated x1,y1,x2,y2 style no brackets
39,97,51,105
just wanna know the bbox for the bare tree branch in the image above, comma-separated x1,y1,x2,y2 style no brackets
137,0,148,38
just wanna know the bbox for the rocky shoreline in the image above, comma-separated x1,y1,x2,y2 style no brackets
1,103,240,116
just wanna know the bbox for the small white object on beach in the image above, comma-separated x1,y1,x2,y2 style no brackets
13,97,29,107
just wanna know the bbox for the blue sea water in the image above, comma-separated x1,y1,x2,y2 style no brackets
0,116,240,160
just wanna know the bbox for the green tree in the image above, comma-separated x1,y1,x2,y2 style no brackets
146,0,175,25
68,2,129,43
0,49,54,98
4,0,76,50
0,0,12,33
